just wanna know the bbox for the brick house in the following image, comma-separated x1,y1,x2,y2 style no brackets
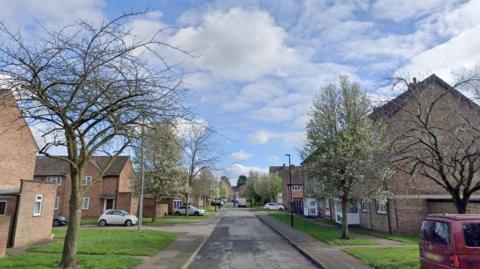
303,74,480,235
0,90,57,253
269,165,304,213
34,156,138,218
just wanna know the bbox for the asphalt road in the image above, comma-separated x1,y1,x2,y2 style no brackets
188,208,317,269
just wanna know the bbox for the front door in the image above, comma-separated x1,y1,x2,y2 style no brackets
103,198,115,212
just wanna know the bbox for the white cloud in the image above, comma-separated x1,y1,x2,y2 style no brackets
371,0,460,22
230,150,253,162
169,8,299,81
400,24,480,83
219,163,268,184
0,0,104,31
248,130,270,145
247,129,305,149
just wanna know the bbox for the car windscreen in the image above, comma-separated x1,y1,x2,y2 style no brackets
463,223,480,247
421,220,451,245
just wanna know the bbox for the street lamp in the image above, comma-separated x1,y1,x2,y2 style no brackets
285,154,294,228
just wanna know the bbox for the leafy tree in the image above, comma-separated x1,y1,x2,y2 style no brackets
303,76,391,240
191,169,216,206
236,175,247,187
219,179,230,199
249,171,281,203
134,123,185,222
0,14,184,268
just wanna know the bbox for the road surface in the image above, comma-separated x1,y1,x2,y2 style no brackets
188,208,317,269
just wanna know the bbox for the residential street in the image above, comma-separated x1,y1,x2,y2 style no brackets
188,209,317,269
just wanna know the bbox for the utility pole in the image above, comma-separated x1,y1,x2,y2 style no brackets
138,125,145,231
285,154,294,228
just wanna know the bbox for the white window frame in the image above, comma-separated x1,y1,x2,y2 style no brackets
361,201,368,213
33,194,43,216
82,197,90,210
291,185,301,191
55,197,60,210
325,199,331,216
376,199,387,214
0,200,6,215
82,176,92,186
46,176,62,185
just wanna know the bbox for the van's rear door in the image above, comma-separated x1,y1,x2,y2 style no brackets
457,221,480,268
420,220,454,269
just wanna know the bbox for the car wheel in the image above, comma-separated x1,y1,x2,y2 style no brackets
53,220,60,227
98,219,107,226
194,211,200,216
125,220,132,226
175,211,181,216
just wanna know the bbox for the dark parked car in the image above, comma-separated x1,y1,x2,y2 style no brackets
420,214,480,269
53,213,68,227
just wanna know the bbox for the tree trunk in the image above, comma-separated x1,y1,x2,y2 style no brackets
454,197,468,214
341,196,350,240
152,198,157,223
60,169,82,268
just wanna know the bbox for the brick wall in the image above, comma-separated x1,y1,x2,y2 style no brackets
13,180,56,248
0,216,10,257
0,92,38,190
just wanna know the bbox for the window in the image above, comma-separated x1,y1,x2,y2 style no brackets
463,223,480,247
292,185,300,191
34,194,43,216
82,197,90,210
0,201,6,215
310,200,316,207
54,197,60,210
421,220,450,245
375,199,387,214
46,176,62,185
361,201,368,213
325,199,331,216
82,176,92,186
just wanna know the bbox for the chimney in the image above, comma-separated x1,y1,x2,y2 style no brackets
413,77,417,84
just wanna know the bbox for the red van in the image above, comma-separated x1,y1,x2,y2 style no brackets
420,214,480,269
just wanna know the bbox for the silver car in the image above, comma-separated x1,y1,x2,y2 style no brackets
98,209,138,226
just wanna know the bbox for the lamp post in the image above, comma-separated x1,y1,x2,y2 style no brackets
138,125,145,231
285,154,294,228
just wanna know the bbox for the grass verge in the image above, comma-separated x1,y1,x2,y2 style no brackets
344,246,419,269
351,226,418,244
80,218,99,225
143,214,208,226
269,213,376,245
28,229,176,256
2,228,176,268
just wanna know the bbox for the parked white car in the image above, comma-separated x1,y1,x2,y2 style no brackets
174,205,205,216
264,203,285,211
98,209,138,226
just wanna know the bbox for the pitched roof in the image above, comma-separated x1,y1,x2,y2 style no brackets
269,165,303,185
34,156,130,176
371,74,480,120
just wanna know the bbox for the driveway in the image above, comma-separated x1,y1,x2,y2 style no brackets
188,208,317,269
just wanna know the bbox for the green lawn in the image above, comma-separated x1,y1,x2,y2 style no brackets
351,226,419,244
344,247,420,269
143,214,209,226
269,213,376,245
1,228,176,268
80,218,99,225
29,229,176,256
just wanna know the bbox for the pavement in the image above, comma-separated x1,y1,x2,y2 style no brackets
136,209,226,269
188,208,318,269
256,213,370,269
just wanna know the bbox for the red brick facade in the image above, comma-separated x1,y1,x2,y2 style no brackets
34,156,138,218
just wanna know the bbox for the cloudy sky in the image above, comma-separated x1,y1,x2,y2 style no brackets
3,0,480,184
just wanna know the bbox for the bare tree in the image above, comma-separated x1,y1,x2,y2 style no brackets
386,74,480,213
181,122,219,215
0,13,185,268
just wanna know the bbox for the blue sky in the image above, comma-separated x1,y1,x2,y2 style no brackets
3,0,480,184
